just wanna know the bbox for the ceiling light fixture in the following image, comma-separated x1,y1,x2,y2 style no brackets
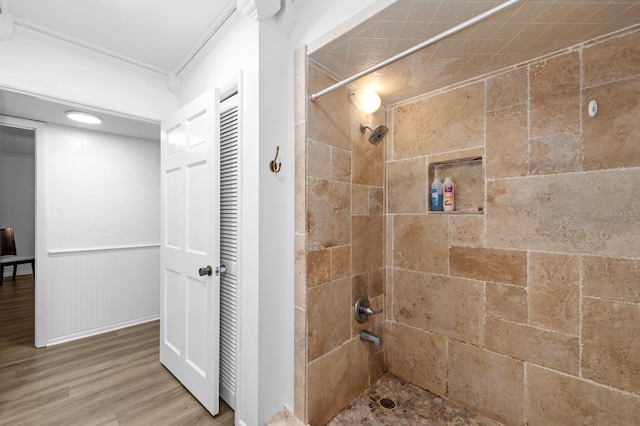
349,89,381,114
66,111,102,124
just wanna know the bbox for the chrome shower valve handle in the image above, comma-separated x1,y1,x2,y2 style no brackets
354,296,383,323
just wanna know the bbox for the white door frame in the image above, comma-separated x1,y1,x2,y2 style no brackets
0,115,47,348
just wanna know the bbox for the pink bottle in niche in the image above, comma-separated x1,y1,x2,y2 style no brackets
443,176,455,211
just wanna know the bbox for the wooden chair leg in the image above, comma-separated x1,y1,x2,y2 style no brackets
31,260,35,277
12,264,17,281
0,265,3,286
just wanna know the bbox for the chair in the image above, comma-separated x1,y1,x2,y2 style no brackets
0,227,35,286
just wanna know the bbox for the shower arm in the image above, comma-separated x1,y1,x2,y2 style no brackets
308,0,523,102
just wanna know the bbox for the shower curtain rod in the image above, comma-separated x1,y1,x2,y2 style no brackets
309,0,523,102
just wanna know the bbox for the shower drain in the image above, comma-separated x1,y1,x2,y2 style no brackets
379,398,396,410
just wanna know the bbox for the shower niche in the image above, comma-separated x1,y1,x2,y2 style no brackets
428,155,484,214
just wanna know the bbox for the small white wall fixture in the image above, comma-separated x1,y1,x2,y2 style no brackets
237,0,281,21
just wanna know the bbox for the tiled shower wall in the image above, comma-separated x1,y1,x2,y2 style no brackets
387,26,640,425
295,50,387,425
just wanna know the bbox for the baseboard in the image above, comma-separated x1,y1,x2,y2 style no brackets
46,314,160,346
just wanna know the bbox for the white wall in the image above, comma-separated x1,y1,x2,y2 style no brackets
179,15,264,426
0,151,36,276
44,124,160,344
46,125,159,250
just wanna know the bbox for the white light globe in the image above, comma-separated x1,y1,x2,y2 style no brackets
350,89,381,113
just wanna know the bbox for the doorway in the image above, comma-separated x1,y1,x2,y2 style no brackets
0,124,36,353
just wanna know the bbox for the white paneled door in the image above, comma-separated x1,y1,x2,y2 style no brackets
160,89,221,416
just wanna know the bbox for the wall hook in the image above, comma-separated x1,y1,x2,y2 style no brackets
270,146,282,173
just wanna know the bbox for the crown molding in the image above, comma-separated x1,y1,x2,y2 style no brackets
13,18,170,80
237,0,281,21
173,2,241,80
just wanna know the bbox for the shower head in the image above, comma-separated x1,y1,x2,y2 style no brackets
359,123,388,145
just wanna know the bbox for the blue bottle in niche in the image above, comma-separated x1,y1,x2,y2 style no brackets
431,177,443,211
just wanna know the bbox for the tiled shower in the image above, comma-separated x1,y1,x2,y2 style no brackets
295,25,640,425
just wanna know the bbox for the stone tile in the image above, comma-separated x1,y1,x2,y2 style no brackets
351,184,368,215
293,46,307,126
527,364,640,426
528,252,580,335
307,177,350,250
583,297,640,394
393,82,484,159
368,187,384,215
307,278,351,361
331,147,351,182
434,160,484,213
448,341,524,426
529,132,581,175
367,321,385,385
369,268,384,298
328,373,503,426
294,233,306,309
295,124,306,234
307,338,369,426
393,269,484,345
583,28,640,87
486,282,527,323
450,246,527,286
387,322,446,395
331,245,351,281
529,52,580,138
306,139,332,179
393,214,448,275
428,147,484,165
486,169,640,257
307,64,351,150
352,215,383,274
387,157,427,214
583,76,640,171
486,104,528,178
449,215,486,247
486,317,579,375
294,307,306,421
352,121,384,186
486,67,528,111
307,248,331,287
583,256,640,303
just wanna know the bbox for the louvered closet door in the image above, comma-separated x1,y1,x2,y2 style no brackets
219,94,238,409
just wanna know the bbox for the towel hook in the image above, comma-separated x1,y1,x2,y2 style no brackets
270,146,282,173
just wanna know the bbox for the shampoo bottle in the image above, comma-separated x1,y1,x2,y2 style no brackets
443,177,455,212
431,177,443,211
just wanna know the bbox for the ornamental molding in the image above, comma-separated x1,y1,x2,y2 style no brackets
237,0,281,21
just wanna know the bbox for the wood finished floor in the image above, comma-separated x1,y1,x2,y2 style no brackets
0,275,234,426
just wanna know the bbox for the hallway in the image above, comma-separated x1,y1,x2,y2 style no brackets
0,275,234,425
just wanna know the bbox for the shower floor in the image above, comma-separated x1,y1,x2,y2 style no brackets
326,373,502,426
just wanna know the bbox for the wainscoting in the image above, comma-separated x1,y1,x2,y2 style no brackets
46,245,160,345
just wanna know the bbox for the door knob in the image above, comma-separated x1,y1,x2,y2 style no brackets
198,265,213,276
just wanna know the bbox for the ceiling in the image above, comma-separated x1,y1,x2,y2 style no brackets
308,0,640,106
5,0,236,73
0,90,160,155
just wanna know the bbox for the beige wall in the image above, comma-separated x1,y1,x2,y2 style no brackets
295,53,388,425
296,25,640,426
387,26,640,425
